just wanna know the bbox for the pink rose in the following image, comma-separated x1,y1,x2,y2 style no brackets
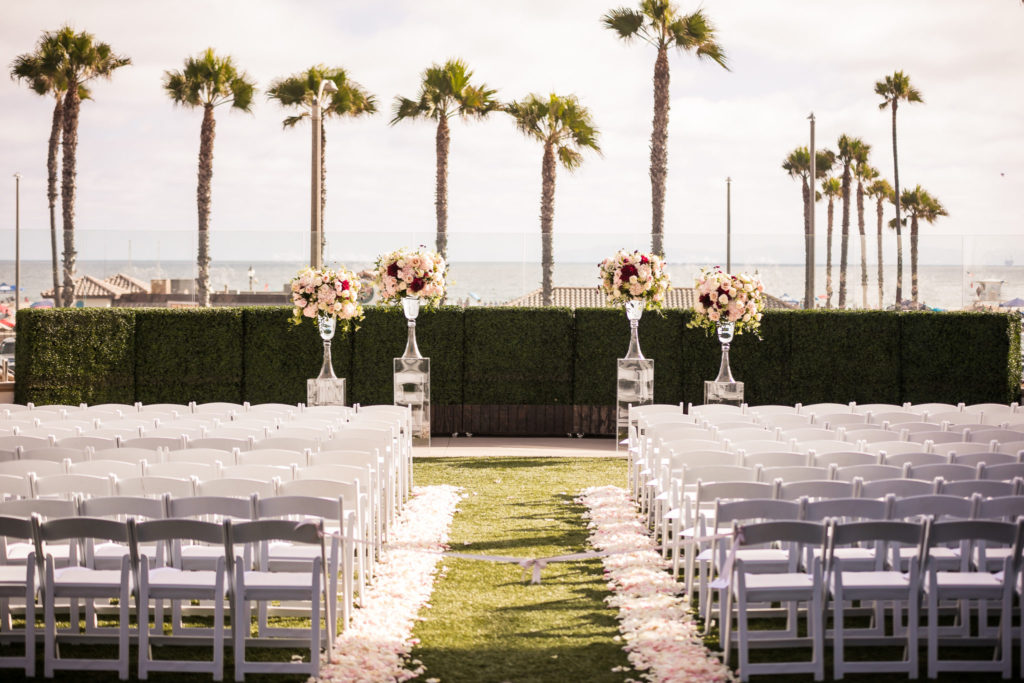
302,304,317,318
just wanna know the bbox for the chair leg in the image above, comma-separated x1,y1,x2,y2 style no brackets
24,589,35,678
138,582,150,680
907,589,919,679
812,593,824,682
927,587,939,679
118,580,130,681
833,582,845,680
213,579,224,682
44,583,55,678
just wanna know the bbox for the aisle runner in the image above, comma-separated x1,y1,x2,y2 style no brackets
579,486,736,683
316,484,462,683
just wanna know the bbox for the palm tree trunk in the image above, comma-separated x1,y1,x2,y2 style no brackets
801,177,811,307
649,44,669,258
876,197,884,309
60,82,80,308
540,141,557,307
839,164,851,309
826,197,834,309
857,180,867,308
320,121,327,259
435,116,450,260
891,102,902,305
196,103,216,307
911,214,919,304
47,96,63,303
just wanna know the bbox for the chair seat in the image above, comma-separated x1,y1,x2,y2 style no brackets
733,548,790,566
240,570,316,598
0,564,32,595
740,572,816,601
9,542,69,563
147,567,224,597
52,567,130,596
835,571,912,598
929,571,1006,599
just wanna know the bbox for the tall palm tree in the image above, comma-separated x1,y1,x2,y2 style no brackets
505,94,601,306
875,71,923,306
10,34,93,303
164,48,255,307
822,177,841,309
836,135,868,308
854,159,876,308
900,185,947,305
866,177,894,309
41,26,129,307
603,1,727,257
267,65,376,257
782,146,834,306
390,58,497,260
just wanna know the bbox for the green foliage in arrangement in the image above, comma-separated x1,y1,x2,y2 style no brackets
350,306,464,407
134,308,244,404
12,307,1022,426
13,308,135,406
463,307,574,405
573,308,685,406
901,311,1022,405
243,306,354,405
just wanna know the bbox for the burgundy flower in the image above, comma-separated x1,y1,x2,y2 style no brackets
341,280,350,291
410,277,425,293
700,293,714,307
387,263,399,278
640,255,649,264
620,264,639,280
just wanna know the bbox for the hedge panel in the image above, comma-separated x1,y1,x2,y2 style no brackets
463,307,573,405
13,308,135,406
242,306,354,405
901,311,1021,405
135,308,244,404
573,307,684,406
350,305,464,407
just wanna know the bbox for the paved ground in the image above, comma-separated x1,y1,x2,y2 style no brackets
414,435,623,458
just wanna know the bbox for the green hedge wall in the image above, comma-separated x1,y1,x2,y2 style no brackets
242,307,354,405
463,307,574,405
135,308,245,404
12,307,1022,418
13,308,135,406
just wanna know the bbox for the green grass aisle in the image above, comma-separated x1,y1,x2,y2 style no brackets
410,456,636,683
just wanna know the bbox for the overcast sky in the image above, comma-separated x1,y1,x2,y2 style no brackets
0,0,1022,266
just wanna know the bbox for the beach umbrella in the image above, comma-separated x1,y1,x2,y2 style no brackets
0,283,16,292
29,300,54,309
999,297,1024,308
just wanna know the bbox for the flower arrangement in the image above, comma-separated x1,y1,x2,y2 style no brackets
690,266,765,336
373,246,447,307
598,249,671,309
289,265,364,329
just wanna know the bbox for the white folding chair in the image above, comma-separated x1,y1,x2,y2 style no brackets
222,464,293,482
33,473,114,500
879,451,947,468
145,460,222,480
863,440,926,456
165,447,236,466
811,450,877,468
742,451,807,468
115,475,196,499
0,459,64,478
0,474,33,500
0,515,37,676
68,459,143,480
123,436,187,451
93,446,161,465
0,435,52,451
34,516,133,679
858,477,936,499
906,462,978,483
225,518,331,681
237,448,309,467
18,446,89,463
190,437,252,452
195,477,278,499
980,462,1024,482
777,479,856,501
833,464,902,482
758,466,830,484
939,478,1018,499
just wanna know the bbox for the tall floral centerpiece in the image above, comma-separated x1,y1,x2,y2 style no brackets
689,266,765,386
290,266,364,380
373,246,447,359
599,249,670,359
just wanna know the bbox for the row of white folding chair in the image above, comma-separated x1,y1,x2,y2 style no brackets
0,511,332,680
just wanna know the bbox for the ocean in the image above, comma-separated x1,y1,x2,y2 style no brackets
0,259,1020,312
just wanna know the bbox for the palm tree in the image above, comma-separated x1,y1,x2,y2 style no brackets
822,177,841,308
164,48,255,307
854,159,876,308
40,26,129,307
782,146,834,306
875,71,923,306
900,185,947,305
505,94,601,306
836,135,868,308
603,1,727,257
9,33,92,303
866,177,894,309
267,65,376,257
390,58,497,260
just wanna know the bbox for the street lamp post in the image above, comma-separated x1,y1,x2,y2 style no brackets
726,177,732,272
806,112,816,309
13,173,20,315
310,79,338,269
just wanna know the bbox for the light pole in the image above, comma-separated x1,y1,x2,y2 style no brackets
806,112,816,309
726,177,732,272
310,79,338,269
13,173,20,315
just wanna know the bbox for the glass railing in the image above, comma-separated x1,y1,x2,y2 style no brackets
0,227,1022,314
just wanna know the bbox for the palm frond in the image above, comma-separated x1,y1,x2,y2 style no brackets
390,95,426,125
602,8,646,41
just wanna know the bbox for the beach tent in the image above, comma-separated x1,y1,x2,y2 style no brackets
999,297,1024,308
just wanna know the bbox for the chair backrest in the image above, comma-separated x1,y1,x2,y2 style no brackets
193,401,245,415
802,403,855,415
224,517,323,571
68,459,143,479
37,515,129,543
975,495,1024,522
821,413,871,427
222,464,293,482
759,465,830,484
735,519,827,549
80,495,165,520
828,519,924,569
189,437,252,452
694,480,774,509
145,460,222,480
138,403,188,414
755,414,812,430
115,475,195,498
796,439,855,455
939,478,1017,499
56,435,118,451
742,451,808,468
868,411,921,425
968,428,1024,444
194,477,277,499
0,435,52,451
308,450,376,469
278,477,360,503
906,463,978,482
906,402,960,416
205,426,269,441
165,447,236,465
849,429,898,444
132,517,224,550
33,473,114,500
0,473,34,499
930,441,993,457
951,451,1015,467
0,459,65,478
981,462,1024,482
925,519,1023,569
746,404,800,416
964,402,1017,415
929,411,978,425
888,493,973,521
897,421,944,434
0,515,35,547
124,435,186,451
667,450,738,470
237,448,309,467
777,479,855,501
995,440,1024,455
255,494,344,523
20,446,89,463
802,497,887,522
862,440,926,456
252,436,318,453
680,464,757,486
167,494,254,521
811,451,877,469
92,447,160,464
297,463,372,485
271,426,329,442
833,464,902,482
858,477,936,499
880,451,947,468
0,497,76,520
